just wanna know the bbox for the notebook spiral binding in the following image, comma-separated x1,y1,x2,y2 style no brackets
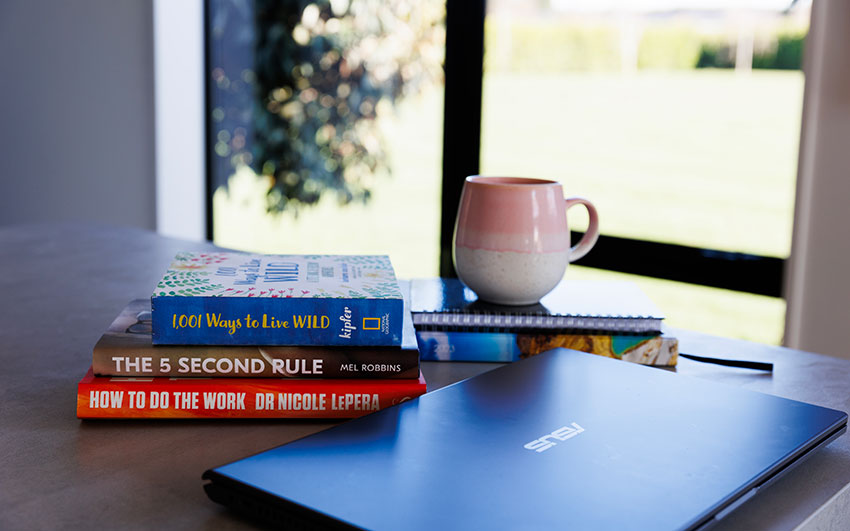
412,312,663,333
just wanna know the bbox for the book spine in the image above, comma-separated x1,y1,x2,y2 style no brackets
92,344,420,379
417,331,522,362
416,330,678,366
77,374,426,419
151,296,403,346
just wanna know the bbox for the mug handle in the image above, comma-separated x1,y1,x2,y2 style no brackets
565,197,600,262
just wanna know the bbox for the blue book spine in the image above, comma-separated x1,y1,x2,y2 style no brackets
416,331,522,362
152,296,403,346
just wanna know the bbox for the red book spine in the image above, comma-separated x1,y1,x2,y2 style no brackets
76,368,426,419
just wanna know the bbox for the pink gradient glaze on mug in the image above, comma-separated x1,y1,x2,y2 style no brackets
453,176,600,305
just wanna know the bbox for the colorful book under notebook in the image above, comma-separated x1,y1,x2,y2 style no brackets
76,368,426,419
416,330,678,366
151,252,404,346
410,278,664,334
93,300,419,378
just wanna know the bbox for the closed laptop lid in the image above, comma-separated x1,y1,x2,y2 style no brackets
204,348,846,530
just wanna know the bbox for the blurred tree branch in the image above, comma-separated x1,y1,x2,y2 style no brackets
253,0,444,212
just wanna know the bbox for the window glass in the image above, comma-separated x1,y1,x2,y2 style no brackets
208,0,446,278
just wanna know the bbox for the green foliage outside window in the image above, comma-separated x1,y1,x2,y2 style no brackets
252,0,444,213
484,20,805,73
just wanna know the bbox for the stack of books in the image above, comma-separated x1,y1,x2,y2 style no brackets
76,252,426,419
410,278,678,366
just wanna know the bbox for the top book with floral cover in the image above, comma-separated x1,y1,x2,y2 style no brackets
151,252,404,346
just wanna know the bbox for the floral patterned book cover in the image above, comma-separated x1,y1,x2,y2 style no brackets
151,252,404,346
416,330,678,367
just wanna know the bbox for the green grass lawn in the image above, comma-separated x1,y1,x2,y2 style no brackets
481,70,803,257
215,70,802,345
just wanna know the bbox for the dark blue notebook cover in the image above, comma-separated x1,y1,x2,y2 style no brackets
410,277,664,333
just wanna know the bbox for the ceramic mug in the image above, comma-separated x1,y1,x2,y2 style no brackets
453,176,600,305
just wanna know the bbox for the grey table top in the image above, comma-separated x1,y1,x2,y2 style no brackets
1,223,849,530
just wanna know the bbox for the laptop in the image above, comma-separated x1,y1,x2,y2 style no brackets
203,348,847,530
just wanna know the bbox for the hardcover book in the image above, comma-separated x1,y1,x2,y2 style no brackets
94,300,420,378
151,252,404,346
411,278,664,334
416,330,678,367
76,368,426,419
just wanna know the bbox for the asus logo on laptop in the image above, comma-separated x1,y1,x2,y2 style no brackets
524,423,585,453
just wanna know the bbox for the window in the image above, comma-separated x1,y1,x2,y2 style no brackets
206,0,809,344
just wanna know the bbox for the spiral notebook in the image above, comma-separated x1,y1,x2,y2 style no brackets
410,278,664,334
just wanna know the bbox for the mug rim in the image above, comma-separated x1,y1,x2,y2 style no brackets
466,176,560,187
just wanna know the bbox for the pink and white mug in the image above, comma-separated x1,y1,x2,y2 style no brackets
453,176,600,305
